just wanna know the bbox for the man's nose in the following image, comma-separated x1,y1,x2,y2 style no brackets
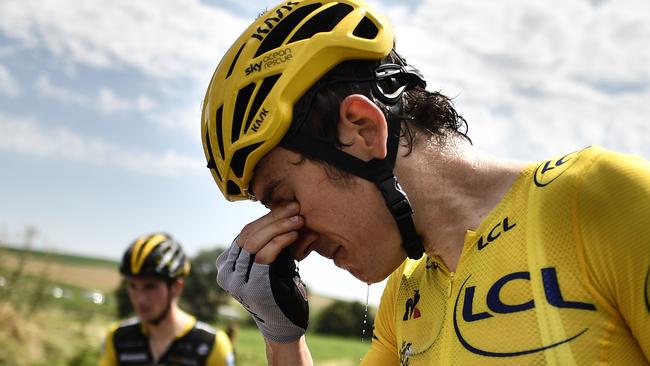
290,228,320,261
130,290,147,305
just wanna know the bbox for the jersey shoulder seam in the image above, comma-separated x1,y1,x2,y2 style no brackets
572,147,612,311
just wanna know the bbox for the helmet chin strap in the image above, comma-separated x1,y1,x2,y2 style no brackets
281,63,426,259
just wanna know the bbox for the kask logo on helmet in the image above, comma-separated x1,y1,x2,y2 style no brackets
251,1,300,41
251,108,269,133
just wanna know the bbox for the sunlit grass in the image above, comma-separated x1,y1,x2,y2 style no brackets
231,326,370,366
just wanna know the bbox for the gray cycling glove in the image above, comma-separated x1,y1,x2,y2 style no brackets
216,240,309,343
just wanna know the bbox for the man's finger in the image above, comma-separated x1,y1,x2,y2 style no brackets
240,215,303,254
254,231,300,264
239,202,300,243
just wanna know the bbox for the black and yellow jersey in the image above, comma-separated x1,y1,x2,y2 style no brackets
99,314,235,366
362,146,650,365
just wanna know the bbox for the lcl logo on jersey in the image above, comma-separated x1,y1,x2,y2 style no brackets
477,216,516,250
453,267,596,357
534,151,579,187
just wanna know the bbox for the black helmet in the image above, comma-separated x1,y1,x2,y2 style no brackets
119,233,190,279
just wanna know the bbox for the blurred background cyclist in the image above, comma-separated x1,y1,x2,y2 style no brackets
99,232,235,366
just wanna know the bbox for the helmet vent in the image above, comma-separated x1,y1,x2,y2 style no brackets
353,16,378,40
288,3,354,43
204,128,222,182
232,83,256,143
227,180,242,196
227,43,246,78
215,105,225,161
231,142,263,178
255,4,321,58
133,244,147,273
213,164,222,181
245,74,281,133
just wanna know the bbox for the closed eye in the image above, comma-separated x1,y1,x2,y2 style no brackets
259,178,282,208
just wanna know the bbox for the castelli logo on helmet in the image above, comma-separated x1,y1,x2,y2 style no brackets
251,1,300,41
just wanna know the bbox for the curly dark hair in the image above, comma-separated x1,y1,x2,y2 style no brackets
281,49,470,171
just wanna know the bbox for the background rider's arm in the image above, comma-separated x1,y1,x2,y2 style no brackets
577,150,650,360
97,325,118,366
265,336,313,365
206,329,236,366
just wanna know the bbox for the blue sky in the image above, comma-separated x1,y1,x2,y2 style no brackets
1,0,648,305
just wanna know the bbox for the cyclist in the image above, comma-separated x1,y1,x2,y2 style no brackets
99,233,235,366
201,0,650,364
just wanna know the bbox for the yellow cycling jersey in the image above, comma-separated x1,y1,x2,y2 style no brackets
99,314,235,366
362,146,650,365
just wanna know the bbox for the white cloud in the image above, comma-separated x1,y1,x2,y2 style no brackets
568,3,650,91
0,63,21,96
3,0,648,154
0,112,203,177
96,87,134,114
35,74,157,115
36,74,89,105
150,99,203,141
0,45,16,58
383,0,650,160
136,94,156,112
0,0,249,80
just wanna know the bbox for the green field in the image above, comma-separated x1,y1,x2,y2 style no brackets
0,246,372,365
1,245,118,267
233,327,370,365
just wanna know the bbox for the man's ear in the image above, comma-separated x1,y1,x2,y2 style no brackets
171,278,184,298
338,94,388,161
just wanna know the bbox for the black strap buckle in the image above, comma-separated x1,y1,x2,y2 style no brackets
376,175,424,259
377,175,413,220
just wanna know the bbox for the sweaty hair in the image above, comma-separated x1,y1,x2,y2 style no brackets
281,49,471,161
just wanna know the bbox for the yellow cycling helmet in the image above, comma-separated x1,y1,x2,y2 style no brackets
201,0,394,201
120,233,191,279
